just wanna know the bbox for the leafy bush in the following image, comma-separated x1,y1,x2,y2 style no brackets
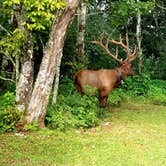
122,75,166,105
58,76,75,96
108,89,124,106
47,77,132,131
46,93,100,131
122,74,151,96
148,80,166,105
24,122,40,131
47,78,103,131
83,85,98,96
0,92,15,110
0,92,23,133
0,107,23,133
46,105,76,131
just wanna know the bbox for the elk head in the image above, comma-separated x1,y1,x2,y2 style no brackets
91,33,138,78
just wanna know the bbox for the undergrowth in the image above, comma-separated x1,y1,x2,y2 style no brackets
0,92,23,133
0,75,165,132
46,75,166,131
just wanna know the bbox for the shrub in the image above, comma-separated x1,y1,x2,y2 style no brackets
108,89,124,106
83,85,98,96
0,92,23,133
0,92,15,110
46,77,127,131
47,77,103,131
122,74,151,96
148,80,166,105
0,107,23,133
46,104,75,131
46,93,100,131
47,76,165,131
58,76,75,96
24,122,40,131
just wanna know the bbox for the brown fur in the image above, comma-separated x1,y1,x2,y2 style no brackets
75,63,134,107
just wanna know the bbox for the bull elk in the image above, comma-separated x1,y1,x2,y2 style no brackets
74,33,138,107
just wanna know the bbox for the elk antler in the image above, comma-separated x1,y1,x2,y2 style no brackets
91,33,138,63
91,33,123,64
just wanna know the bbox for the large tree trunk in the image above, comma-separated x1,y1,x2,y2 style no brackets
13,3,34,111
20,0,79,128
51,0,86,106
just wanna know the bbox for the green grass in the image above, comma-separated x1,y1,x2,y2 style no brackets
0,99,166,166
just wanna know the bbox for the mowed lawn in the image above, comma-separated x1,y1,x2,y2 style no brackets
0,100,166,166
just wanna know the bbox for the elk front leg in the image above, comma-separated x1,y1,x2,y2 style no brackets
99,95,108,107
98,89,109,107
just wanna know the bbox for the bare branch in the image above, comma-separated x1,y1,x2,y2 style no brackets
0,76,15,83
156,2,166,10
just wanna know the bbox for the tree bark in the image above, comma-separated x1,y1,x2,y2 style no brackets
21,0,79,128
13,3,34,111
15,31,34,111
51,49,63,105
76,0,86,57
136,0,143,74
15,53,20,84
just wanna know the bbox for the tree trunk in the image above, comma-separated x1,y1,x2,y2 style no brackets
136,0,143,74
15,31,34,111
15,53,20,89
0,54,2,74
52,49,63,105
21,0,79,128
13,3,34,111
76,0,86,57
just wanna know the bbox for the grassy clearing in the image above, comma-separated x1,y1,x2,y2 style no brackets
0,99,166,166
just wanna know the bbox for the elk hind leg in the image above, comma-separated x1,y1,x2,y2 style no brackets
76,84,84,94
75,76,84,94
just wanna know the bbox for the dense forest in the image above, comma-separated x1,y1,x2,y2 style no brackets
0,0,166,132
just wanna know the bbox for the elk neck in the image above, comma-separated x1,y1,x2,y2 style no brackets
115,68,124,85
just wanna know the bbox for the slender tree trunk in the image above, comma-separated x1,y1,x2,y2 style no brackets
136,0,143,74
0,54,2,74
13,3,34,111
20,0,79,128
76,0,86,57
52,49,63,105
15,52,20,92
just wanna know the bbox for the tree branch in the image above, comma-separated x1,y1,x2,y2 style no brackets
0,75,15,83
156,2,166,10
